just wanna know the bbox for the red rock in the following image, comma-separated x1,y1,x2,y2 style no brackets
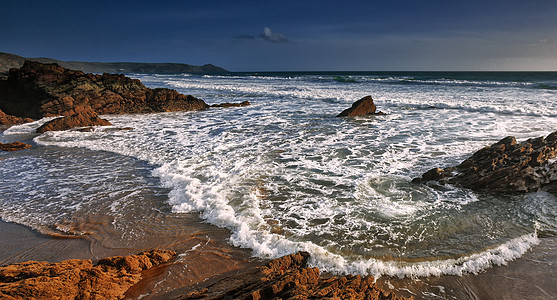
36,110,112,133
173,251,409,300
0,142,32,151
0,249,176,300
337,96,382,117
0,109,33,125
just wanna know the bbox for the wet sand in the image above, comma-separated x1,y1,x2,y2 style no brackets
376,237,557,299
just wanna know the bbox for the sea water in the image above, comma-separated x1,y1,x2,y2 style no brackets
2,71,557,279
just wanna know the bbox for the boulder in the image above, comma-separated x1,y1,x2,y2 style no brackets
36,110,112,133
0,142,32,151
0,249,176,300
210,100,251,108
413,131,557,193
0,61,209,122
173,251,408,300
337,96,384,117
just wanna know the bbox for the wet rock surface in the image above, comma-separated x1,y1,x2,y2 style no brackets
0,249,176,300
413,131,557,193
0,142,32,151
36,110,112,133
0,109,33,125
0,61,209,125
171,251,409,300
210,100,251,108
337,96,385,117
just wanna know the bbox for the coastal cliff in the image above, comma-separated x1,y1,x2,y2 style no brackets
0,51,228,75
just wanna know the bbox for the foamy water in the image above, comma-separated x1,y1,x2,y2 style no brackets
2,71,557,278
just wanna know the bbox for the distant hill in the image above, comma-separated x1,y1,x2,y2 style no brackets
0,51,228,75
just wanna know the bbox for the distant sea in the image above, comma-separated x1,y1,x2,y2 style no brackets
1,71,556,298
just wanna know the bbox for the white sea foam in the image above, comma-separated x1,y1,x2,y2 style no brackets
19,72,557,277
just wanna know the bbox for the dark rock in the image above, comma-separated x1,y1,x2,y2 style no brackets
210,100,251,108
172,251,409,300
36,110,112,133
337,96,384,117
413,131,557,193
0,142,32,151
0,61,209,123
0,249,176,300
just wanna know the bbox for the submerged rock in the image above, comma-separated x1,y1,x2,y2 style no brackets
0,60,209,125
413,131,557,193
0,141,32,151
36,110,112,133
337,96,385,117
0,249,176,300
173,251,408,300
210,100,251,108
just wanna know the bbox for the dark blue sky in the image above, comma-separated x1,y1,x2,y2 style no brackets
2,0,557,71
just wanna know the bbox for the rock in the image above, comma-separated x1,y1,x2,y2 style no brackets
0,61,209,122
173,251,409,300
36,110,112,133
0,108,33,126
0,249,176,300
0,142,32,151
337,96,385,117
413,131,557,193
210,100,251,108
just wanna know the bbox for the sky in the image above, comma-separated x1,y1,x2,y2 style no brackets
2,0,557,71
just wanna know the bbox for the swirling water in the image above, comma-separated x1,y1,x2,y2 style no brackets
2,71,557,279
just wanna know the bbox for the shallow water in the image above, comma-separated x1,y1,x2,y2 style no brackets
1,71,557,298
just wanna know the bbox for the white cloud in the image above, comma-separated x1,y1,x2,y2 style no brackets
261,27,288,43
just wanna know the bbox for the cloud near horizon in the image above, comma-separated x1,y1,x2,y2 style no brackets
261,27,288,43
235,27,288,43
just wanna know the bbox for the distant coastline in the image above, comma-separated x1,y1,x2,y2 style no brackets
0,51,228,75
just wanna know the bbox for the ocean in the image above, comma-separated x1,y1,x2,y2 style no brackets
1,71,557,298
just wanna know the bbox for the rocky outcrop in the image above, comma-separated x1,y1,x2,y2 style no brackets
0,61,209,125
0,142,32,151
36,110,112,133
0,109,33,125
174,251,408,300
0,249,176,300
413,131,557,193
337,96,385,117
210,100,251,108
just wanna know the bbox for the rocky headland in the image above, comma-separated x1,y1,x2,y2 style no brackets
413,131,557,193
0,51,228,75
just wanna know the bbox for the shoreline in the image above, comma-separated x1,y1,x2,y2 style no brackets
3,217,556,299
